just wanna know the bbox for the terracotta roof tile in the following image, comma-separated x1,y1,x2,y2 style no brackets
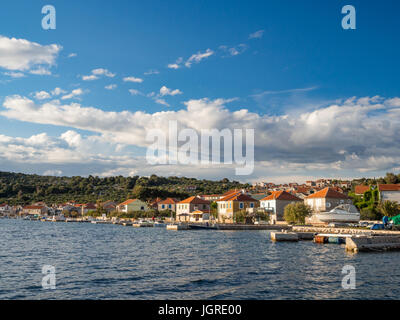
261,191,302,201
305,187,349,199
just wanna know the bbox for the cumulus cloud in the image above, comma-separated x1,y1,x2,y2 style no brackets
61,88,85,100
82,68,115,80
105,84,117,90
249,30,265,39
159,86,182,96
2,95,400,179
167,57,183,69
123,76,143,83
0,35,61,72
34,91,51,100
129,89,141,95
185,49,214,67
4,71,25,78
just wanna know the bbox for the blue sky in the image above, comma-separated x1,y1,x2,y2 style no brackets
0,0,399,182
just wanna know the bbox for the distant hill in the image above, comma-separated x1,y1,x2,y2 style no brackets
0,171,249,205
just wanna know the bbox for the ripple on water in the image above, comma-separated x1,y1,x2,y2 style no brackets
1,220,400,299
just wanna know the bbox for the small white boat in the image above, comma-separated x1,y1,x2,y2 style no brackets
91,220,112,224
133,219,153,228
166,223,190,231
315,204,360,223
154,220,166,228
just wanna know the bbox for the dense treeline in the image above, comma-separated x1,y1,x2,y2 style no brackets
0,171,249,205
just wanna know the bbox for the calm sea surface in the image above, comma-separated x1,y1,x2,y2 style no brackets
0,219,399,300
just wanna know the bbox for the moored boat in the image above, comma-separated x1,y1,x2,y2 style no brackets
315,204,360,223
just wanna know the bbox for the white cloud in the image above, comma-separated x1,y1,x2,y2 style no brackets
144,69,159,75
82,74,98,81
167,57,183,69
82,68,115,81
185,49,214,67
91,68,115,78
123,76,143,83
167,64,179,69
249,30,265,39
34,91,51,100
159,86,182,96
0,35,61,72
129,89,141,95
154,98,170,107
4,71,25,78
68,53,77,58
219,44,247,57
105,84,117,90
43,169,63,176
29,67,51,75
3,95,400,179
61,88,84,100
51,87,66,96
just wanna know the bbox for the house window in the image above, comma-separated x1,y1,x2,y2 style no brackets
141,206,145,210
168,204,172,209
250,203,254,208
239,202,244,209
162,205,165,209
326,202,331,208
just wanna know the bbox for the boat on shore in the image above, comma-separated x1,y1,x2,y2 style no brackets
132,219,153,227
166,223,190,231
315,204,360,223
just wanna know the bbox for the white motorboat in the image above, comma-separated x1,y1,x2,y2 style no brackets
315,204,360,223
153,220,166,227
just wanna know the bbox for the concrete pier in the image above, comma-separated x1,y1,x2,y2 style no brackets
346,236,400,253
271,232,299,242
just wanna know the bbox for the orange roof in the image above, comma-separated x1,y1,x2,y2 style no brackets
159,198,179,204
118,199,138,206
219,192,256,202
23,205,45,210
178,196,210,205
221,189,241,197
261,191,302,201
305,187,349,199
355,185,370,194
378,184,400,191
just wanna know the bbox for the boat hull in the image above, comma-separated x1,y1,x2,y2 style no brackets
315,212,360,223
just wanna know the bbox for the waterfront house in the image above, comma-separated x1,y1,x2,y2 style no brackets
260,191,302,224
81,203,97,215
378,184,400,202
217,191,259,223
157,198,179,212
22,205,47,216
188,210,210,222
101,201,117,213
116,199,150,213
0,203,11,213
176,196,211,222
305,187,352,213
354,185,370,196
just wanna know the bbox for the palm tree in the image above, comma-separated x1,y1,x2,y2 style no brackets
378,200,399,217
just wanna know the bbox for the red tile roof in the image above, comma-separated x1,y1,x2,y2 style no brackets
178,196,211,205
118,199,138,206
159,198,179,205
355,185,370,194
378,184,400,191
261,191,302,201
23,205,45,210
305,187,349,199
219,193,256,202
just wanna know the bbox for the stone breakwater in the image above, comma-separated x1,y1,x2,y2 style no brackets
292,226,400,236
